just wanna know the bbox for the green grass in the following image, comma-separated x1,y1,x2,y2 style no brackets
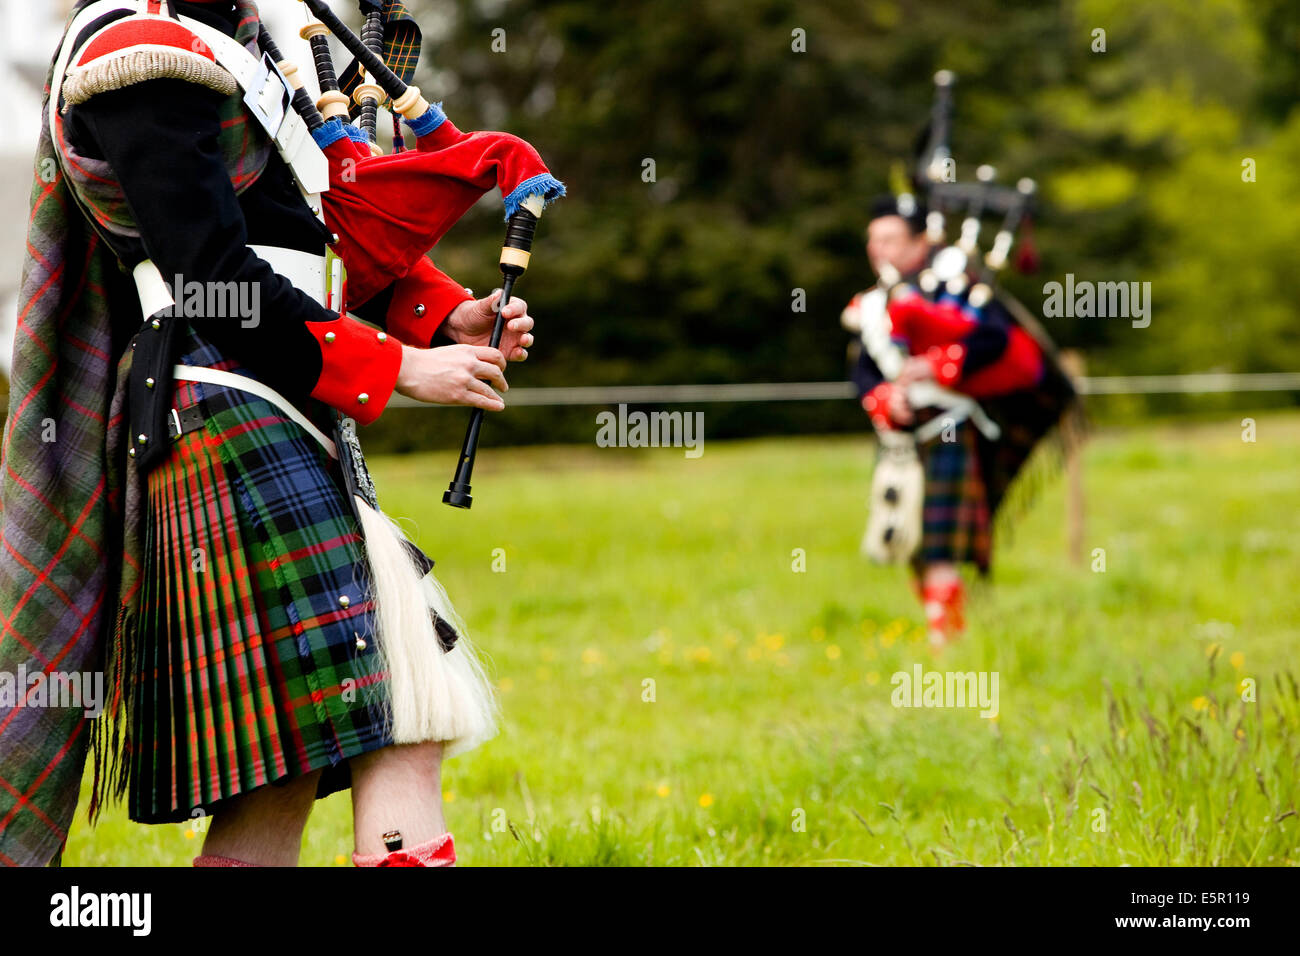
65,411,1300,865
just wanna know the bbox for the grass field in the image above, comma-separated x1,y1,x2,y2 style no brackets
65,410,1300,865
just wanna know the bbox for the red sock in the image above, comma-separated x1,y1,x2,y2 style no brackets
193,854,266,867
352,833,456,867
921,579,965,644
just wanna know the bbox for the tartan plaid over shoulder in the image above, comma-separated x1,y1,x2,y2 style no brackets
51,0,271,242
0,0,266,867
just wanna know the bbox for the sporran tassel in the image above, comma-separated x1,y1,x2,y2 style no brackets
352,496,497,755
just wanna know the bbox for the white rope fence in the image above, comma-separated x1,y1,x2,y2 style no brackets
388,371,1300,408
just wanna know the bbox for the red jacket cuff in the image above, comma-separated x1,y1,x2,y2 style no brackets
924,344,966,388
386,256,473,347
863,382,897,429
307,314,403,425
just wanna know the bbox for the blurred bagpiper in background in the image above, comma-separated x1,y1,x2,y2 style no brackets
0,0,561,868
842,71,1078,651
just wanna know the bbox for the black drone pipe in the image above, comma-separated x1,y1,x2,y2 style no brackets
357,7,385,143
301,11,354,123
301,0,408,102
299,0,434,121
921,70,955,186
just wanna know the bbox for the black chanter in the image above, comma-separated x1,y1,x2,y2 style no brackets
443,207,541,509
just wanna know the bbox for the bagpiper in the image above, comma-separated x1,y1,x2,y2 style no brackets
842,72,1077,650
0,0,560,867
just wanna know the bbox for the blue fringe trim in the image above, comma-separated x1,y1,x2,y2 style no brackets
502,173,567,219
406,102,447,138
311,118,350,149
343,124,371,144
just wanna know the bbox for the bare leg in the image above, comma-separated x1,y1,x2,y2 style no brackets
349,740,446,857
200,769,323,866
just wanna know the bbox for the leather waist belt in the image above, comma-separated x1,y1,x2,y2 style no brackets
166,403,207,440
172,364,339,459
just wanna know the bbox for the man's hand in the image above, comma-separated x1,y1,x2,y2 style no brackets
864,381,914,428
394,343,508,411
887,385,914,425
895,355,936,388
888,355,933,425
443,290,534,361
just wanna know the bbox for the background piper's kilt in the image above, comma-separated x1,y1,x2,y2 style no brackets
129,335,404,824
907,359,1076,576
910,411,991,574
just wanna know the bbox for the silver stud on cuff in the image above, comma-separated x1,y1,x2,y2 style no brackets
357,393,369,405
324,331,336,343
377,332,387,342
338,594,351,609
414,304,426,317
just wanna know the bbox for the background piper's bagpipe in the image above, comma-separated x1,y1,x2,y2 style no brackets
844,70,1046,425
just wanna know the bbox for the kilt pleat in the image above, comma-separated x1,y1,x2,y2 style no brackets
134,417,287,819
912,415,991,573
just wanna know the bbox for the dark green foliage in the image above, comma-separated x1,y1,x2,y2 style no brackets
365,0,1300,451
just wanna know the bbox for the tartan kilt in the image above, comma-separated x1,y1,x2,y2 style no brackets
128,338,397,824
910,411,991,574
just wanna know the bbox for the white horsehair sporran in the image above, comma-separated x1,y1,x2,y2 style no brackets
862,428,925,563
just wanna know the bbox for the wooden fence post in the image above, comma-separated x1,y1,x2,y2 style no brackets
1059,350,1086,567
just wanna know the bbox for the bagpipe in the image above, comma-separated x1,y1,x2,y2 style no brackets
848,71,1041,406
262,0,565,508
